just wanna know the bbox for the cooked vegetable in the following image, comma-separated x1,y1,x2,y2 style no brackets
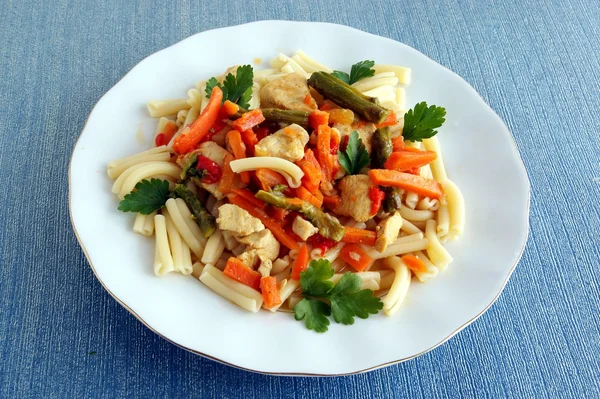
224,257,262,290
255,190,345,241
339,244,374,272
392,135,404,152
205,65,254,109
261,108,309,128
316,124,335,181
368,186,385,215
402,102,446,142
327,108,354,125
218,154,239,195
226,130,251,184
291,244,310,280
228,193,300,250
118,179,169,215
331,60,376,85
341,227,376,246
260,276,282,308
375,110,397,128
384,150,437,171
371,127,392,168
368,169,444,199
255,168,289,192
296,149,322,193
233,109,265,132
296,185,323,208
338,130,370,175
383,187,403,213
173,86,223,154
154,122,178,147
401,254,428,273
308,72,390,124
308,110,329,130
172,183,216,237
181,154,222,184
293,259,383,333
230,188,266,210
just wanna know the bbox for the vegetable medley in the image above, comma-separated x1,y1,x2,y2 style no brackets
108,51,464,333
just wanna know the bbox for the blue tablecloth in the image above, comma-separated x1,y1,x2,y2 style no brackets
1,0,599,397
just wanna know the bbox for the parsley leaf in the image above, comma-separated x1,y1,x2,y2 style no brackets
294,298,331,333
205,65,254,109
402,102,447,142
118,179,169,215
300,259,335,297
338,131,370,175
293,259,383,333
330,70,350,84
329,273,383,324
331,60,375,85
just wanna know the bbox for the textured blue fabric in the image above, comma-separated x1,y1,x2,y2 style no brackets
1,0,599,397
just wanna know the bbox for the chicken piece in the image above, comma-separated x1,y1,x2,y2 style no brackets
375,212,403,252
292,216,318,241
334,175,375,222
333,122,377,153
254,124,309,162
177,141,233,200
236,229,280,276
216,204,265,236
237,229,280,261
260,73,317,112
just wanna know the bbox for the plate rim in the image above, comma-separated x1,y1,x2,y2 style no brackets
68,19,531,376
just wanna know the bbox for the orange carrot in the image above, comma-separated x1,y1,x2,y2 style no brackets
228,194,300,250
296,149,322,193
268,205,289,221
401,146,422,153
291,244,310,280
342,227,376,246
319,100,339,111
322,194,341,209
309,110,329,130
231,188,266,210
339,244,374,272
296,185,323,208
173,86,223,154
233,109,265,132
260,276,282,308
401,255,428,273
375,110,397,128
227,130,250,184
327,108,354,125
221,100,240,117
224,257,262,290
218,154,238,195
316,125,333,181
368,169,444,199
255,168,288,191
240,129,258,154
392,135,405,152
384,150,437,171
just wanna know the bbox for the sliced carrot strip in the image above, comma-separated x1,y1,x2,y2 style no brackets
224,257,262,290
368,169,444,199
291,244,310,280
341,227,376,246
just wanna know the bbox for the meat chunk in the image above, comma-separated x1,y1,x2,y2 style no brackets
216,204,264,236
236,229,280,277
334,175,375,222
333,122,377,153
254,124,309,162
177,142,232,200
260,73,317,112
292,216,318,241
375,212,403,252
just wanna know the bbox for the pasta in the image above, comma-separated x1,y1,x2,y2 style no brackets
107,50,464,331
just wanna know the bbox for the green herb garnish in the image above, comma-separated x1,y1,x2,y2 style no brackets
402,102,446,142
118,179,169,215
338,130,370,175
205,65,254,109
293,259,383,333
331,60,376,85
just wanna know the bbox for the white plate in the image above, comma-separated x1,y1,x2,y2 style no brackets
69,21,530,376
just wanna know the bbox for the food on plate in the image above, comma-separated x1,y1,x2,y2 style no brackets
107,51,465,332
